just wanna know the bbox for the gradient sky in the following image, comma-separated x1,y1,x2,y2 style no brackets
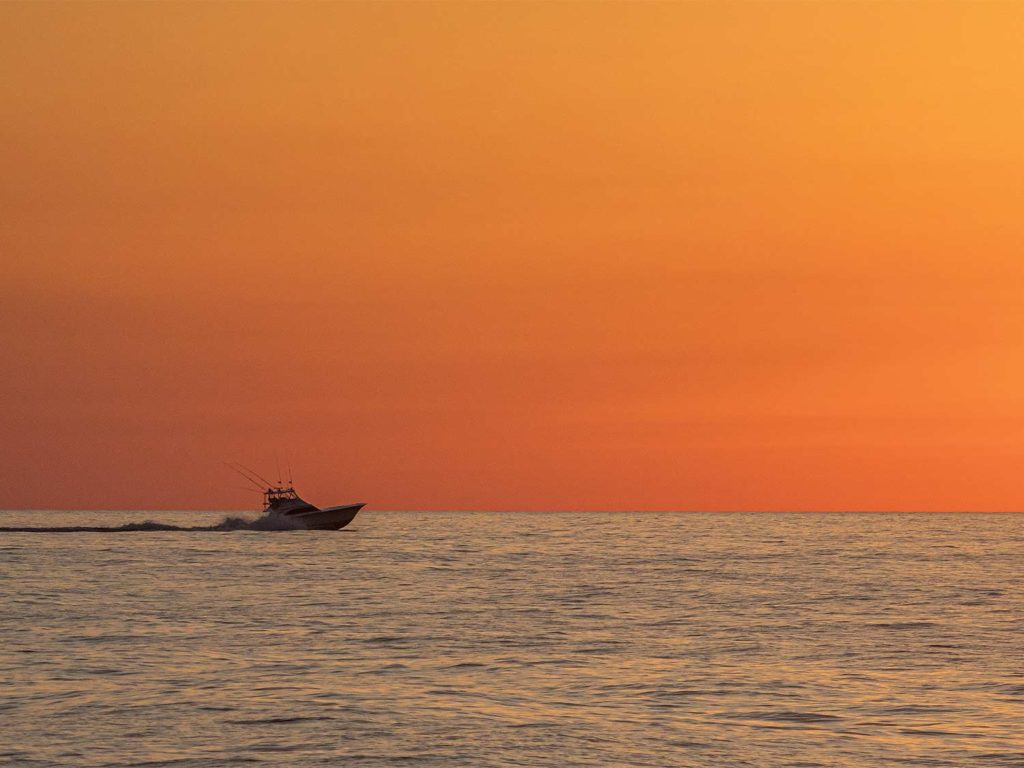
3,2,1024,511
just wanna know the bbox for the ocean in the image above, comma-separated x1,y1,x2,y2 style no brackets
1,510,1022,767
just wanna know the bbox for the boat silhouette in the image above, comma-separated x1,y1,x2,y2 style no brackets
228,463,364,530
262,485,364,530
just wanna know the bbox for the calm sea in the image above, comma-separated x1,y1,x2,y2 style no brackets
1,511,1022,767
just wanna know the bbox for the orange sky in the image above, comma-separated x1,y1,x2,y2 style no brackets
3,2,1024,511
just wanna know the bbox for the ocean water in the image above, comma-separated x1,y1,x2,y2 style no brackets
1,511,1022,768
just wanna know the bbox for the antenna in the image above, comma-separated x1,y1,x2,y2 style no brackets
287,464,293,485
275,454,282,485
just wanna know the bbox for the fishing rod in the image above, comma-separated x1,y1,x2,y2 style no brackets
235,462,277,488
225,462,269,491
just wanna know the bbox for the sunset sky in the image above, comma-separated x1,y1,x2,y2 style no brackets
3,2,1024,511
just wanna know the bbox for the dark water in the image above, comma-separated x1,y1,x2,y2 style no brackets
1,511,1022,767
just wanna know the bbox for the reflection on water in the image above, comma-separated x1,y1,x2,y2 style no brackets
1,511,1022,767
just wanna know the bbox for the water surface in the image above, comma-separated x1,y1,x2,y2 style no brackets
1,511,1022,767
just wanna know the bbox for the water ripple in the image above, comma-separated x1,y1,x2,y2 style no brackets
2,510,1023,767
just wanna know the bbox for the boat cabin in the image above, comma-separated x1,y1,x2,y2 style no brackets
263,486,316,515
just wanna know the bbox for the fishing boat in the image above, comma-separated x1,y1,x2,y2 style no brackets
229,464,364,530
262,485,364,530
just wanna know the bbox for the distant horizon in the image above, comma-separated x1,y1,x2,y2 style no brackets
5,507,1024,515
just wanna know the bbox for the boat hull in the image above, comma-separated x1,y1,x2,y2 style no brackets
277,503,365,531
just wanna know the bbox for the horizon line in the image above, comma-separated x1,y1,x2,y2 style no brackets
4,507,1024,515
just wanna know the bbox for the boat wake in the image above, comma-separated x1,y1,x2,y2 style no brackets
0,514,310,533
